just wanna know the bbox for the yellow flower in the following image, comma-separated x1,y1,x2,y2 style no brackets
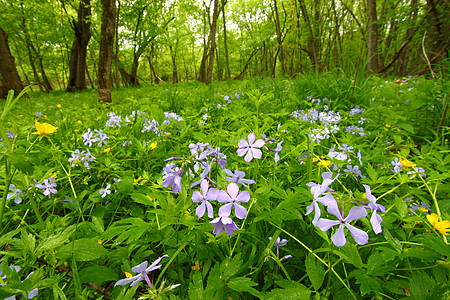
32,119,57,139
97,240,102,244
166,132,171,136
77,120,82,125
192,261,201,271
399,158,416,170
56,104,62,108
103,147,111,153
150,142,157,150
385,124,391,128
318,160,331,168
426,213,450,236
125,272,133,278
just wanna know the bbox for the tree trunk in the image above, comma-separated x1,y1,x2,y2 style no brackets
221,0,231,79
273,0,286,76
67,0,92,92
0,27,23,98
169,45,178,83
98,0,115,103
425,0,449,71
298,0,321,72
206,0,219,84
366,0,379,73
114,0,120,88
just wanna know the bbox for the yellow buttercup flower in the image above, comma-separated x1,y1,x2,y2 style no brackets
318,160,331,168
150,142,157,150
192,261,201,271
426,213,450,236
32,119,57,139
56,104,62,108
77,120,82,125
125,272,133,278
103,147,111,153
399,158,416,170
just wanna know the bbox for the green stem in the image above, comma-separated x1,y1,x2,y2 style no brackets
271,222,357,299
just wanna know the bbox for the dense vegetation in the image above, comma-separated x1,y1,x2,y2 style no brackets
0,74,449,299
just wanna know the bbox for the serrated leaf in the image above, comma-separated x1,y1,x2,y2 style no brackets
264,280,310,300
188,271,204,300
131,192,153,206
57,238,107,261
336,243,363,268
305,253,325,290
355,272,381,295
227,277,260,297
35,225,76,255
366,251,393,276
79,266,118,285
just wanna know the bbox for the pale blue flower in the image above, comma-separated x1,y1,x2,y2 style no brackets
114,255,169,287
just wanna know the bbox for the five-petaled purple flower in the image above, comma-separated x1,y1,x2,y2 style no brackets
100,184,112,198
210,215,240,236
192,180,218,218
114,255,169,287
224,169,255,187
316,200,369,247
306,172,337,225
7,184,24,204
35,177,57,198
217,182,250,219
162,165,183,194
269,236,288,256
363,184,385,234
237,133,265,163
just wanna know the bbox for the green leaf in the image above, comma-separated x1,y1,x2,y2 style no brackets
35,225,76,255
8,152,38,174
220,254,242,281
57,238,107,262
355,271,381,295
188,271,204,300
227,277,260,297
79,266,118,285
336,243,363,268
305,253,325,290
366,251,393,276
116,172,134,195
131,192,153,206
399,123,414,133
264,280,311,300
383,228,402,253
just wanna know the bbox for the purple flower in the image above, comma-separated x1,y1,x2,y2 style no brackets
210,215,240,236
94,129,109,147
217,182,250,219
100,184,112,198
7,184,24,204
363,184,384,234
391,157,403,173
273,140,283,165
268,236,288,256
35,177,57,198
82,128,96,147
114,255,169,287
162,165,183,194
316,201,369,247
306,172,338,225
237,133,265,163
223,169,255,187
192,180,218,218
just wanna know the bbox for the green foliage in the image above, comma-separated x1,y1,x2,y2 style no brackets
0,76,449,299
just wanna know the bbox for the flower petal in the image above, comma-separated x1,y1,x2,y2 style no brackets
195,202,206,218
226,182,239,199
345,223,369,245
345,206,367,222
236,191,250,203
219,203,233,217
370,210,383,234
247,133,256,144
332,225,347,247
234,203,248,219
315,218,340,231
244,149,253,162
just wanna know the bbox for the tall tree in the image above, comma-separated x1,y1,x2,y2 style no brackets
206,0,220,84
98,0,115,103
366,0,379,73
0,27,23,98
221,0,231,79
66,0,92,92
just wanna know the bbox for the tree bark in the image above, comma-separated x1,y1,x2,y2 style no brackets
272,0,286,76
67,0,91,92
0,27,23,98
98,0,116,103
206,0,220,84
169,45,178,83
221,0,231,79
297,0,321,72
114,0,120,88
366,0,379,73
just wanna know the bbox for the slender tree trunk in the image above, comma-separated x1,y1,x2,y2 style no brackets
206,0,219,84
221,0,231,79
367,0,379,73
298,0,321,72
273,0,286,76
98,0,115,103
114,0,120,88
169,45,178,83
0,27,23,98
